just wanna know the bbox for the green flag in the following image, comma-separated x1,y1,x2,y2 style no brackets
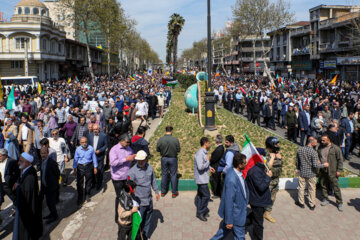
6,86,15,110
131,211,142,240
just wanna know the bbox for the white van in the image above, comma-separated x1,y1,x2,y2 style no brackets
1,76,39,88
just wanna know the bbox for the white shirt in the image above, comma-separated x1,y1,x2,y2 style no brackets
0,158,8,182
136,102,148,116
93,135,99,150
49,137,67,163
22,125,29,141
234,168,246,198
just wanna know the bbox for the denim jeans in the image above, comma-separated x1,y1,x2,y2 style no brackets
138,201,153,240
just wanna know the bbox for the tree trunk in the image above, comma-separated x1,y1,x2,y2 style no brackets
84,23,95,81
172,35,178,76
107,36,111,76
260,36,275,86
252,39,256,76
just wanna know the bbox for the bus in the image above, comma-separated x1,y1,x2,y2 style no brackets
0,76,39,88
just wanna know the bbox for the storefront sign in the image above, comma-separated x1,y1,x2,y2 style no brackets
324,60,337,69
337,56,360,65
292,61,312,70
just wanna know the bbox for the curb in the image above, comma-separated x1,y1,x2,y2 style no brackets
156,177,360,191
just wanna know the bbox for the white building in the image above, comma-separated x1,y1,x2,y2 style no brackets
0,0,66,81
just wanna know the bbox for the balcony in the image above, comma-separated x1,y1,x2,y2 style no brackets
319,42,335,52
232,51,239,56
292,47,310,55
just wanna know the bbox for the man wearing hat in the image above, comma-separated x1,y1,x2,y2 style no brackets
128,150,160,240
13,152,43,240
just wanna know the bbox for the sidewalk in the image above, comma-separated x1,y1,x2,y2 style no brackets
65,189,360,240
0,111,166,240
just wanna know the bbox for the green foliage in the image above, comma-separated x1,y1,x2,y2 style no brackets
166,13,185,72
149,89,299,179
174,74,196,90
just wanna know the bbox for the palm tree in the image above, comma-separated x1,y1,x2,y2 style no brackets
166,13,185,76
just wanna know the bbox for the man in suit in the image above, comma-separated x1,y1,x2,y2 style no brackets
13,152,43,240
209,135,224,198
25,119,51,170
299,105,311,146
39,144,60,224
87,124,108,190
264,99,276,130
211,153,249,240
340,112,354,160
0,148,20,205
17,115,34,153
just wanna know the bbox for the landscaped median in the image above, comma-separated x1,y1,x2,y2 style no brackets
148,87,358,183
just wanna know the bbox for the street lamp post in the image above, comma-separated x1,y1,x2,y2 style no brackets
204,0,216,130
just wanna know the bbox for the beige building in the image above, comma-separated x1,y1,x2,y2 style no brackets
43,0,77,41
0,0,66,81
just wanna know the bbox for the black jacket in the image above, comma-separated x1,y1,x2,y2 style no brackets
3,157,20,188
88,132,109,162
246,162,272,207
210,145,225,169
131,137,150,155
41,157,60,191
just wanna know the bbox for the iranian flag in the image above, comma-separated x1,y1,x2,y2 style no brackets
131,211,142,240
242,134,264,178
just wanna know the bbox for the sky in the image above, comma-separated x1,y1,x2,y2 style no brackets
1,0,357,61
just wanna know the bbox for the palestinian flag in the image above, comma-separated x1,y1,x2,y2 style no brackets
162,78,178,86
131,211,142,240
242,134,264,178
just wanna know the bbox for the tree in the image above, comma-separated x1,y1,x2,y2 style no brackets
166,13,185,75
232,0,294,85
95,0,124,76
60,0,102,81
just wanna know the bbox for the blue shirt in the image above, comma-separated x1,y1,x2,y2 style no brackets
73,145,98,168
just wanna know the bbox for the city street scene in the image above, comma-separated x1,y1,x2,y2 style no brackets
0,0,360,240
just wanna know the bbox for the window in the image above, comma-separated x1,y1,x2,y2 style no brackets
15,37,29,49
11,61,24,69
51,41,55,53
42,39,47,50
68,22,71,26
67,32,70,35
57,15,60,20
41,9,46,16
18,7,22,14
62,14,65,20
24,7,30,14
58,43,62,53
33,8,39,15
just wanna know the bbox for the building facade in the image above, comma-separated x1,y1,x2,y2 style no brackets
268,4,360,81
223,37,270,75
0,0,66,81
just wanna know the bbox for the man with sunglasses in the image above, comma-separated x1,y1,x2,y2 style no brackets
109,134,136,222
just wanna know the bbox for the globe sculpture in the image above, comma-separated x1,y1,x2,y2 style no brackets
184,83,198,113
184,72,208,113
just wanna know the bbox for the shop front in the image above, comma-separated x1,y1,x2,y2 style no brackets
337,56,360,83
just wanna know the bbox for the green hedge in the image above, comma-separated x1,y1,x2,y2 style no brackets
174,74,196,90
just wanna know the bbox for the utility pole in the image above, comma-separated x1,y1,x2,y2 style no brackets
24,38,29,76
204,0,216,131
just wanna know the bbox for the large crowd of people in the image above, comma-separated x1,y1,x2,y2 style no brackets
0,73,173,239
213,74,360,159
0,71,358,240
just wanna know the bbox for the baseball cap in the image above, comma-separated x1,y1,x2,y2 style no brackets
135,150,147,160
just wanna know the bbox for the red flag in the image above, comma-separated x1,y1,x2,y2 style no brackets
256,62,259,67
162,78,167,85
316,88,319,94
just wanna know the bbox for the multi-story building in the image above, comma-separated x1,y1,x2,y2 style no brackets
0,0,66,81
225,36,270,75
43,0,77,40
310,5,360,81
267,5,360,81
268,22,310,78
